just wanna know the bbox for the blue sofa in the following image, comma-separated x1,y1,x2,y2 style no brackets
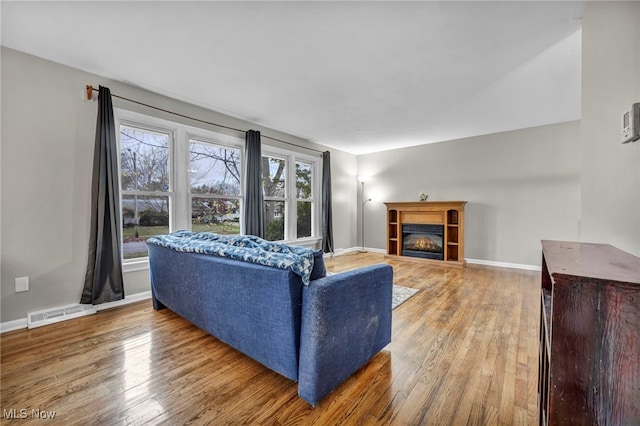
146,237,393,406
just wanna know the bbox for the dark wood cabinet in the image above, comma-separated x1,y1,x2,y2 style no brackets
538,240,640,425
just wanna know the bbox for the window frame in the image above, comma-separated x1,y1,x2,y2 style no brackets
294,159,315,239
262,152,288,241
187,134,244,236
117,118,175,269
262,145,322,243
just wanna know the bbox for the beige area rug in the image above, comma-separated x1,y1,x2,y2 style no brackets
392,285,419,309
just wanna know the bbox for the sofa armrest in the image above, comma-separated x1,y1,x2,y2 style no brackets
298,264,393,406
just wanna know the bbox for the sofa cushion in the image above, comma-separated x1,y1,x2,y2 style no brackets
310,250,326,281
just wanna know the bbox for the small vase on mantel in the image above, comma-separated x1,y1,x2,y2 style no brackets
419,192,429,202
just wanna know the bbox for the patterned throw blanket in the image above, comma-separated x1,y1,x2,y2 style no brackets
146,230,315,284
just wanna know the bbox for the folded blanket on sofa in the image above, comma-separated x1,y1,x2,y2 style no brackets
146,230,316,284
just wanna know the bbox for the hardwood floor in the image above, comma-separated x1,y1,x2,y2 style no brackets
1,253,540,425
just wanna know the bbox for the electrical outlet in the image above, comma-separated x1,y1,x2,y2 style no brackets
15,277,29,292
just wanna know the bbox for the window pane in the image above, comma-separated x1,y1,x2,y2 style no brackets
297,201,312,238
262,156,286,198
122,195,169,259
265,200,285,241
189,141,241,196
296,161,313,199
192,197,240,235
120,126,169,192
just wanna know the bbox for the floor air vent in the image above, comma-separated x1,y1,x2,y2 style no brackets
28,304,97,329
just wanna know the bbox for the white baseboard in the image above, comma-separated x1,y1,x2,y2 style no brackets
465,258,541,271
0,318,28,333
95,291,152,312
326,249,541,271
0,291,152,334
324,247,385,257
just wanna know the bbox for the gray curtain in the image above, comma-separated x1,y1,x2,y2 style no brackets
81,86,125,305
322,151,334,253
243,130,265,238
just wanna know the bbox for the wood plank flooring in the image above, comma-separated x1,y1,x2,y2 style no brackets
1,253,540,425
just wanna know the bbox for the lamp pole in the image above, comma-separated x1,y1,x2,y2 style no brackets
358,177,371,252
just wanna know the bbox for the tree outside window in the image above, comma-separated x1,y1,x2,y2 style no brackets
296,161,313,238
263,155,286,241
262,155,315,241
119,125,170,259
189,140,241,235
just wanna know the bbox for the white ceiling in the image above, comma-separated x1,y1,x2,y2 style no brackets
1,1,584,155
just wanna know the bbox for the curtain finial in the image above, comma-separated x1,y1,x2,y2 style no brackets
85,85,95,101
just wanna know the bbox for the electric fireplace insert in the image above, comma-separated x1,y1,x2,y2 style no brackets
402,223,444,260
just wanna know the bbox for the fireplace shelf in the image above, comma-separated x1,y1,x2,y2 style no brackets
384,201,467,267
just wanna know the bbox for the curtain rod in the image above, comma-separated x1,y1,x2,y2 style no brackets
86,85,324,154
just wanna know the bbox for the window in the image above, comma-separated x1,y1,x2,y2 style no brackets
189,139,241,235
119,124,171,259
262,152,318,242
116,109,321,266
263,154,287,241
296,161,313,238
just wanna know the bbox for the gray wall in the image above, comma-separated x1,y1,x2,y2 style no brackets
580,1,640,256
0,47,356,322
356,1,640,265
357,122,582,266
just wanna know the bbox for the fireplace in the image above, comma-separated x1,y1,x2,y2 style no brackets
385,201,466,265
402,224,444,260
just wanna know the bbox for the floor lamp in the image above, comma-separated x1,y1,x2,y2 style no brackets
358,176,371,253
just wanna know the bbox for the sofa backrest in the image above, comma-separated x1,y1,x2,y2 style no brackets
148,244,304,381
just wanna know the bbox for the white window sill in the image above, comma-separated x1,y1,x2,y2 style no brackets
123,258,150,273
284,236,323,249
